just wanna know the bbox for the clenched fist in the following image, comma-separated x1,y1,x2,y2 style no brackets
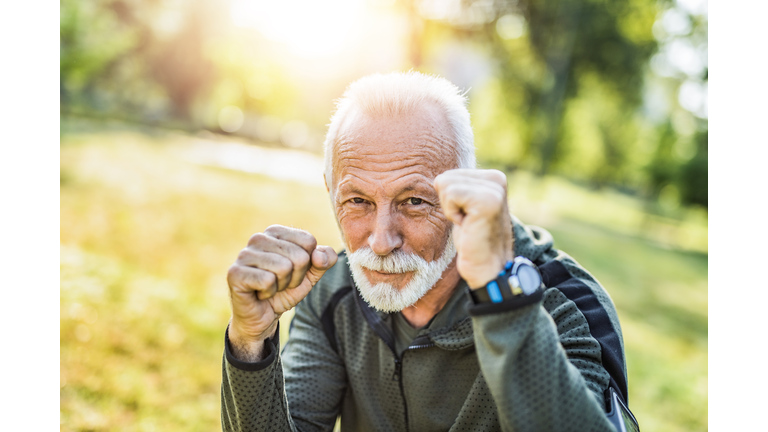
227,225,337,362
434,169,514,289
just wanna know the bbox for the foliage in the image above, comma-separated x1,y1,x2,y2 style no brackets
60,0,140,106
416,0,707,205
59,0,707,210
60,124,707,431
416,0,658,182
679,130,708,208
60,0,221,120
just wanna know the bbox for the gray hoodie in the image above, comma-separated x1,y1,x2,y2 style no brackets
221,217,630,431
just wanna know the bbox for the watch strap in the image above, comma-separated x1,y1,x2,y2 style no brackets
467,257,544,305
467,286,544,316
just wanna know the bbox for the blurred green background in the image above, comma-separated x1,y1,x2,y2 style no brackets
60,0,707,430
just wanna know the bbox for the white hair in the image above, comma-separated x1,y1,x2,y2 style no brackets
347,233,457,313
323,71,477,191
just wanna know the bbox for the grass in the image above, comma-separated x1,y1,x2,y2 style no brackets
60,120,707,431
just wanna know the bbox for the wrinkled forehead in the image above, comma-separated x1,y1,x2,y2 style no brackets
331,104,459,186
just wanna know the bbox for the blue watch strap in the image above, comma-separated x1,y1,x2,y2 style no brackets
486,280,504,303
468,258,542,305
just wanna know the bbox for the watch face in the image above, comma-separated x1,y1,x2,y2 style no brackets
517,265,541,295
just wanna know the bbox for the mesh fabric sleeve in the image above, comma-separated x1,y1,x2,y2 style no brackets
220,292,348,432
470,286,619,432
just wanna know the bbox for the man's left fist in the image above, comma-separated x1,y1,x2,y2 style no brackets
434,169,514,289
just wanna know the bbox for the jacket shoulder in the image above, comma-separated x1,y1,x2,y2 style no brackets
512,216,629,400
512,215,558,263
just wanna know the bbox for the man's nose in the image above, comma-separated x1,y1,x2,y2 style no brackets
368,206,403,256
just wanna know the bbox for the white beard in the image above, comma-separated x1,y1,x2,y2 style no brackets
346,235,457,313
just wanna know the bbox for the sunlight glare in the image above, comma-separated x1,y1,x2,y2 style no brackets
230,0,363,58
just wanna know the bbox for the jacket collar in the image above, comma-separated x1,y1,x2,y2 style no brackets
345,259,475,352
344,215,551,353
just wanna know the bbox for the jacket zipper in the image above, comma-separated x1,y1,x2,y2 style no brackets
393,356,409,432
392,341,435,432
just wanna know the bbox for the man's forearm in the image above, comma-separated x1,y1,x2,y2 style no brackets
221,328,294,432
471,300,615,432
229,338,266,362
221,286,348,432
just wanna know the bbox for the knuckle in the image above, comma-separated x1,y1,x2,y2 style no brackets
293,229,317,251
274,258,294,278
236,248,251,262
264,224,284,235
485,189,505,208
248,232,268,246
305,235,318,251
491,186,505,201
442,182,459,195
434,172,446,186
226,264,239,284
260,271,276,288
487,169,507,186
227,265,247,287
292,250,311,269
475,190,502,210
293,226,312,239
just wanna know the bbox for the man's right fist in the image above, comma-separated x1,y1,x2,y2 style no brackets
226,225,337,362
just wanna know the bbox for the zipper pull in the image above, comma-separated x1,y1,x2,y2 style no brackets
392,359,402,381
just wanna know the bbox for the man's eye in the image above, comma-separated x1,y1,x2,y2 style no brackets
351,198,365,204
407,198,423,205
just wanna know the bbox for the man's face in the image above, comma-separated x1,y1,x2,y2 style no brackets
331,104,457,310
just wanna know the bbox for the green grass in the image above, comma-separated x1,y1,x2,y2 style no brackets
60,122,707,431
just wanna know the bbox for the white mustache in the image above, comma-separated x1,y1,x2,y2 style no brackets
348,248,426,274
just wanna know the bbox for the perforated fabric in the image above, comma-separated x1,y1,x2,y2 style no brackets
391,313,422,357
221,217,627,432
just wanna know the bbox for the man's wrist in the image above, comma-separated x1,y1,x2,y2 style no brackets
467,257,509,289
228,321,278,363
467,257,544,307
229,337,266,363
468,272,500,290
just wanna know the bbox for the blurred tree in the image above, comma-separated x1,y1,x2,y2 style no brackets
646,120,678,200
61,0,219,122
678,130,707,208
493,0,658,182
60,0,139,107
415,0,664,188
146,4,217,120
60,0,705,208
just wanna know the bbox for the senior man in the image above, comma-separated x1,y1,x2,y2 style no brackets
221,72,638,432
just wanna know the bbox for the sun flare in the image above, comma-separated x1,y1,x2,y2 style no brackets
230,0,364,58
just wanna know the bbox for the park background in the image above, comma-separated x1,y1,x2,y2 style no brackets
60,0,708,430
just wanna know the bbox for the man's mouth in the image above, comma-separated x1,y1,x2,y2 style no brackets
367,269,404,277
370,270,399,276
363,268,415,284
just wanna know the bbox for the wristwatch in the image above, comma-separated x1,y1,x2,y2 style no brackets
468,257,544,304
